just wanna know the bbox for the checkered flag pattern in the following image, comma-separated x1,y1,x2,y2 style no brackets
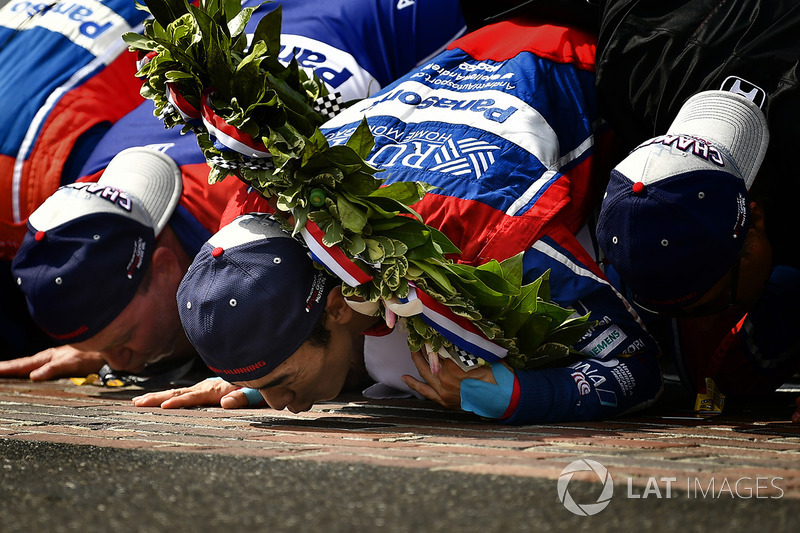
313,92,344,120
207,155,275,172
207,155,240,170
242,157,275,171
443,345,482,372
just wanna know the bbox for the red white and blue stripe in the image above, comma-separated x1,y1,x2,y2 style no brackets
402,284,508,362
300,220,374,287
201,90,271,158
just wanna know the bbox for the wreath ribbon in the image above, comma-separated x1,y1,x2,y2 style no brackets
300,220,374,287
342,283,508,362
402,284,507,363
201,89,271,158
135,50,157,73
166,83,201,122
300,219,505,361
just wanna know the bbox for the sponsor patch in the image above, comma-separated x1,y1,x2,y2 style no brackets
2,0,134,60
571,371,592,396
582,326,627,358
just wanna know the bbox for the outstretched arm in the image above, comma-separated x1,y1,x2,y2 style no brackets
0,346,105,381
403,347,663,424
131,377,265,409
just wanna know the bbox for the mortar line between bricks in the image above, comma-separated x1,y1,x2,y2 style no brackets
1,428,531,452
2,430,327,450
7,419,799,454
0,397,105,407
653,431,798,441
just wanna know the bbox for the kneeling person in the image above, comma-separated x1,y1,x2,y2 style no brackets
10,148,222,384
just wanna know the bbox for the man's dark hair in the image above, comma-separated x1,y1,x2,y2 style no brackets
307,311,332,348
135,259,155,294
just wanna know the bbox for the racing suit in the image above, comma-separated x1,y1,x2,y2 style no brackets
0,0,147,259
225,17,664,423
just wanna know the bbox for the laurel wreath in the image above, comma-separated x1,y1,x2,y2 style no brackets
123,0,595,370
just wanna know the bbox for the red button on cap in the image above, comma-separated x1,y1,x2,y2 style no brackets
211,247,224,258
632,182,645,194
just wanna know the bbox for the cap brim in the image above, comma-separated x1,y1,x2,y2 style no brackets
98,147,183,236
666,90,769,189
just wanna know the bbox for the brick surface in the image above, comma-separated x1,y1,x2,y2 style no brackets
1,378,799,501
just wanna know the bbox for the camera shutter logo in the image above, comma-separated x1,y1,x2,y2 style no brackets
557,459,614,516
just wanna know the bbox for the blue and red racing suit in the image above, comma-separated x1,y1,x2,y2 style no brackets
225,18,664,423
0,0,148,260
0,0,465,260
270,0,466,101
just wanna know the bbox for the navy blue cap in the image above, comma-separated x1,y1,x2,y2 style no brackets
596,91,769,311
177,214,338,382
11,147,183,342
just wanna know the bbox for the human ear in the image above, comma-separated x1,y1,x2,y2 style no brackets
749,201,766,232
324,286,353,324
150,246,182,288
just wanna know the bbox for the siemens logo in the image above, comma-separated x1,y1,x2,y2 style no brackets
364,88,518,123
583,326,627,358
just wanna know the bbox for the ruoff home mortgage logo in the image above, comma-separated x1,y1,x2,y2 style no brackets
557,459,614,516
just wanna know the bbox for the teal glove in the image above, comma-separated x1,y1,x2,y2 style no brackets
209,377,265,407
460,362,516,419
241,387,266,406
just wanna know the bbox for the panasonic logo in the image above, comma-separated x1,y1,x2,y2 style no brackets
363,88,518,123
